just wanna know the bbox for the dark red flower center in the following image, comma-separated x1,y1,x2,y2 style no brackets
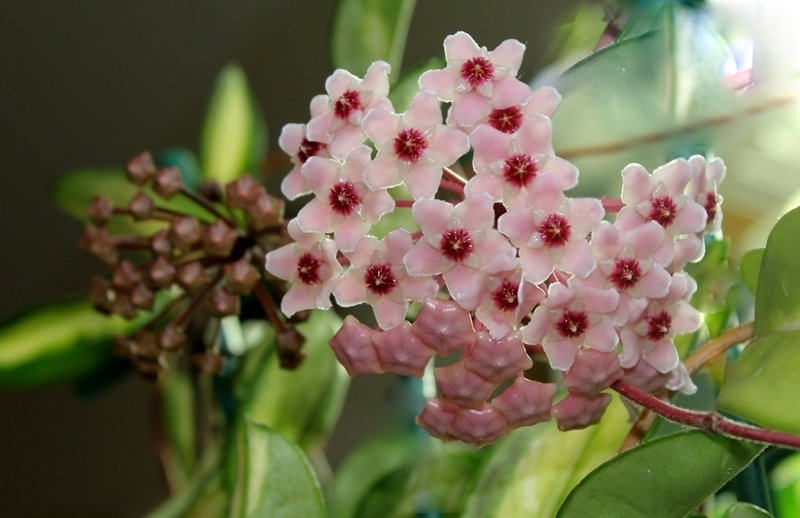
646,311,672,341
503,153,537,188
297,138,326,164
610,258,642,291
649,195,677,227
537,214,571,247
440,228,474,262
488,106,523,134
704,192,718,225
364,263,398,295
460,57,495,87
393,128,428,163
492,280,519,311
296,253,322,285
328,181,361,215
556,309,589,338
334,89,362,120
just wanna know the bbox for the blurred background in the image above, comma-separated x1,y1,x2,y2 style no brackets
0,1,582,515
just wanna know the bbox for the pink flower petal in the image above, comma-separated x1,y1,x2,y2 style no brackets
405,162,443,199
444,263,489,311
363,152,402,191
444,31,482,61
429,125,470,165
404,90,442,128
419,69,457,101
372,295,408,330
490,38,525,73
491,76,531,108
362,108,399,146
404,239,444,277
412,197,452,236
296,198,334,234
542,337,577,371
527,86,561,117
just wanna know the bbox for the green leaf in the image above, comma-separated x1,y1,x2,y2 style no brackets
0,299,133,388
229,419,326,518
740,248,764,296
330,0,416,81
388,57,445,112
463,394,630,518
723,503,773,518
200,64,266,185
771,451,800,518
753,206,800,335
717,329,800,434
162,367,197,489
327,431,426,518
556,431,764,518
51,168,215,233
242,310,349,450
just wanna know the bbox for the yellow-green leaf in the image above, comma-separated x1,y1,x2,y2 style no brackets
0,300,133,388
200,64,266,184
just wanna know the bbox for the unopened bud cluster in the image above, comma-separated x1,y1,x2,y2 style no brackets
266,32,726,445
82,151,290,378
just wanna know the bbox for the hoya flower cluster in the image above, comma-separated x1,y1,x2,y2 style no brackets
265,32,726,445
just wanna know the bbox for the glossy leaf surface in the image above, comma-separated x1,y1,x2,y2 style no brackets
557,431,764,518
228,420,325,518
717,329,800,434
752,206,800,336
740,248,764,296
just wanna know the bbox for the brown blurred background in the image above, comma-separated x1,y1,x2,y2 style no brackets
0,1,579,515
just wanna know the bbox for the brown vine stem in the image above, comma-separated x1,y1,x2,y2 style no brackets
612,380,800,450
556,95,796,159
685,322,755,376
620,322,757,451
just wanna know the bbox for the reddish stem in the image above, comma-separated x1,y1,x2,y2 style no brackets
440,180,465,195
611,380,800,449
395,199,414,208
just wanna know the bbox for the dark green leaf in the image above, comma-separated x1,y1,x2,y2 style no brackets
557,431,764,518
388,57,445,112
717,330,800,434
228,419,325,518
0,300,134,388
723,503,773,518
330,0,416,81
753,206,800,335
463,395,630,517
327,431,426,518
740,248,764,296
242,310,349,450
200,64,267,184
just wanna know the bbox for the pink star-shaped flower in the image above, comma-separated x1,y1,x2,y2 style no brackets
264,221,342,317
333,229,438,330
277,123,330,200
521,281,619,371
498,174,603,283
295,145,395,252
404,192,517,310
306,60,394,158
362,90,470,199
686,154,726,234
466,115,578,208
474,269,544,340
618,272,703,373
